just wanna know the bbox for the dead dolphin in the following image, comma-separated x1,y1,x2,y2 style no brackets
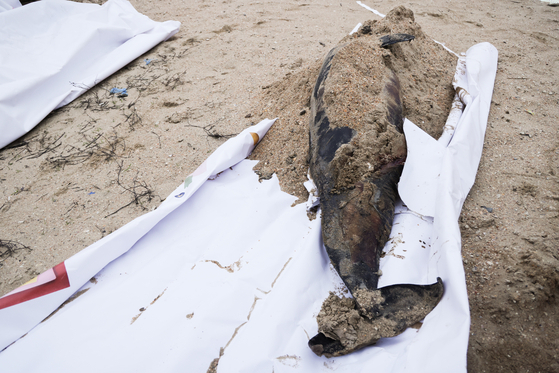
307,21,445,357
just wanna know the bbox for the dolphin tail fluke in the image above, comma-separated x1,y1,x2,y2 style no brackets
361,278,444,320
308,333,344,357
308,278,444,357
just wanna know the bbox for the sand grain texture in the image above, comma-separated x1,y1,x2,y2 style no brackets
1,0,558,371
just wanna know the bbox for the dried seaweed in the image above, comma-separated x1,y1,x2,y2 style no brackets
105,160,161,217
0,240,32,263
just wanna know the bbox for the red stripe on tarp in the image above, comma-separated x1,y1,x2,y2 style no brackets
0,262,70,310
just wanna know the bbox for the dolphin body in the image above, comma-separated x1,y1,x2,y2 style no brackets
308,13,445,357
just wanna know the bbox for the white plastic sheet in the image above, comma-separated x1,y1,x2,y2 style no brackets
0,118,276,352
0,1,499,371
0,0,19,13
0,41,497,372
0,0,180,149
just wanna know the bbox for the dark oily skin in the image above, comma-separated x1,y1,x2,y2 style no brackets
308,33,444,357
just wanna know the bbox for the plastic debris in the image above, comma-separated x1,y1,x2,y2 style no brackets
109,88,128,97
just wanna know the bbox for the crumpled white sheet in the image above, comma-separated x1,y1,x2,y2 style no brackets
0,0,179,149
0,0,19,12
0,41,497,372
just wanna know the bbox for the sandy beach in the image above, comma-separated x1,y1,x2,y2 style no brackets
1,0,558,371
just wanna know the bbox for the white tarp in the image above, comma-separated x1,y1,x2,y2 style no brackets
0,40,498,372
0,0,20,12
0,0,180,149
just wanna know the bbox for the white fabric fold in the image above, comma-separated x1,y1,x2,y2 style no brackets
0,0,180,149
0,40,498,373
0,118,276,352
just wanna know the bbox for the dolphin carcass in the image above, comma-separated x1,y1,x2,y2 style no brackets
308,6,458,357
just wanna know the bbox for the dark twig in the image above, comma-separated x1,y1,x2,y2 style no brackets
105,161,160,218
9,132,65,163
185,120,238,139
0,240,32,263
64,201,80,216
123,108,142,130
202,124,238,139
45,132,125,169
162,70,187,90
4,141,28,150
151,131,162,148
79,113,99,133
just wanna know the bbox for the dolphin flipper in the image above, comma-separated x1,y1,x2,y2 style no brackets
380,33,415,48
